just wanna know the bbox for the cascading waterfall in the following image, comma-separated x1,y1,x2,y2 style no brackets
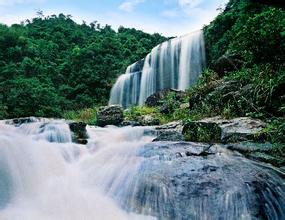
1,119,284,220
109,62,143,108
109,30,206,108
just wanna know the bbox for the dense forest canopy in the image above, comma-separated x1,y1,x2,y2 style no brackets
0,14,167,119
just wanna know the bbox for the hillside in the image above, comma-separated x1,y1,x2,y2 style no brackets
0,14,167,119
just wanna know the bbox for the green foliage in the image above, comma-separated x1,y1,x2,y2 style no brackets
204,0,285,66
0,14,167,119
63,108,97,125
124,106,157,121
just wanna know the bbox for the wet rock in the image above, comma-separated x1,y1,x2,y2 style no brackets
128,141,285,220
248,152,285,167
69,122,88,145
225,142,273,154
96,105,124,127
5,117,40,126
119,120,141,127
154,121,184,141
183,117,266,143
153,130,184,142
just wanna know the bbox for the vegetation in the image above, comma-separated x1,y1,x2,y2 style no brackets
0,13,167,119
128,0,284,153
63,108,97,125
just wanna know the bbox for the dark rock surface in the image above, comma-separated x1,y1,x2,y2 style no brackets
96,105,124,127
145,89,186,107
154,121,184,142
69,122,88,145
211,54,243,77
5,117,40,126
120,141,285,220
183,117,266,143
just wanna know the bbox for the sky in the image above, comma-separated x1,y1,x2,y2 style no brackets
0,0,229,37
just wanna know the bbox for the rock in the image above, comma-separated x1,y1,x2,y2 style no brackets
119,120,141,127
69,122,88,144
159,103,172,114
5,117,40,126
145,89,186,107
154,121,184,141
248,152,285,167
96,105,124,127
156,121,183,131
140,115,160,126
153,130,184,142
132,141,285,219
183,117,266,143
211,54,243,77
225,142,273,154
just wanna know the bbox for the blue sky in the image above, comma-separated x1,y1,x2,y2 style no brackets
0,0,228,36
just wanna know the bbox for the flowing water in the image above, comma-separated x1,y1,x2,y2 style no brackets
109,30,206,108
0,120,284,220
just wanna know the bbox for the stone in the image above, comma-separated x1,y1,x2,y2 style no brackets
134,141,285,219
145,89,186,107
119,120,141,127
183,117,266,143
211,54,243,77
5,117,40,126
248,152,285,167
153,130,184,142
225,142,274,154
96,105,124,127
140,115,160,126
154,121,184,142
69,122,88,144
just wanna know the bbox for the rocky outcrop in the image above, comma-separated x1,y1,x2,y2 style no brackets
131,141,285,219
211,54,243,77
183,117,266,143
96,105,124,127
69,122,88,145
224,142,285,167
140,115,160,126
5,117,41,126
154,121,184,141
145,89,186,107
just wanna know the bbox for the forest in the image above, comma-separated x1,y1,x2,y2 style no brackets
0,14,166,118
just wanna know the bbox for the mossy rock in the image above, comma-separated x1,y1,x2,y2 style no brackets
182,122,222,143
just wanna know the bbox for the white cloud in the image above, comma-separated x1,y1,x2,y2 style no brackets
118,0,145,12
0,0,44,6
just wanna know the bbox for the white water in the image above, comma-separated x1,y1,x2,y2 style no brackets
109,30,206,107
1,120,285,219
0,121,156,220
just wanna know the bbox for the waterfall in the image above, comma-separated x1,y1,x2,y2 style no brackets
0,120,285,219
109,30,206,108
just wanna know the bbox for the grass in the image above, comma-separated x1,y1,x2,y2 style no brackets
63,108,97,125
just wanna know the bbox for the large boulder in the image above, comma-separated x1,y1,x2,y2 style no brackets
183,117,266,143
140,115,160,126
69,122,88,144
145,89,186,107
211,54,243,77
96,105,124,127
154,121,184,141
